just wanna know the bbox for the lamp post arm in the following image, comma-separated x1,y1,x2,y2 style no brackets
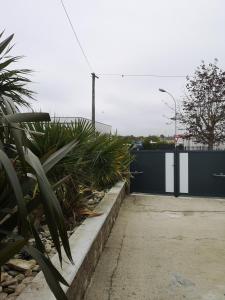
165,91,177,146
159,88,178,147
166,92,177,111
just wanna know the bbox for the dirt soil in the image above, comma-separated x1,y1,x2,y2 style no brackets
84,194,225,300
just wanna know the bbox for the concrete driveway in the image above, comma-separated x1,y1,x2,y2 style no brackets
84,194,225,300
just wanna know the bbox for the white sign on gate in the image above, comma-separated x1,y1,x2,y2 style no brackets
179,153,189,193
165,153,174,193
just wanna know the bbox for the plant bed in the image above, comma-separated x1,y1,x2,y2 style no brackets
3,181,126,300
0,189,106,300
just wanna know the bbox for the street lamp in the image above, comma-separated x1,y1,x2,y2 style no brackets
159,88,177,147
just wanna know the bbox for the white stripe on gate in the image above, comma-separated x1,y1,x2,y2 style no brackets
165,153,174,193
179,153,189,193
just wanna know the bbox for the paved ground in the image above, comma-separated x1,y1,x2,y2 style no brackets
84,194,225,300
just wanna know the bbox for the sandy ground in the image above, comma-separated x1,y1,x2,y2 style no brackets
84,194,225,300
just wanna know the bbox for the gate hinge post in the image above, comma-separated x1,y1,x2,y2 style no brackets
174,148,179,197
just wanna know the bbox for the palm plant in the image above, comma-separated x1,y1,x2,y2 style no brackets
27,120,131,186
27,121,132,217
86,134,132,189
0,31,34,107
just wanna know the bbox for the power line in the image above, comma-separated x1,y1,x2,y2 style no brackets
59,1,189,79
97,73,188,78
59,0,93,72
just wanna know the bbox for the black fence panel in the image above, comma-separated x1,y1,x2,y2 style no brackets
130,151,166,194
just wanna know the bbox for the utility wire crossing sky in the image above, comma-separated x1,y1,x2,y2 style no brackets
2,0,225,135
60,0,189,79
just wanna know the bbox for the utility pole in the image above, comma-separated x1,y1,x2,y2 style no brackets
91,73,99,128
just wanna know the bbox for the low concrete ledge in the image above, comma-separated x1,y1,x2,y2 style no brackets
18,181,126,300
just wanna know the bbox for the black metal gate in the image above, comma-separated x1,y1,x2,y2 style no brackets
130,150,225,197
130,151,166,194
188,151,225,197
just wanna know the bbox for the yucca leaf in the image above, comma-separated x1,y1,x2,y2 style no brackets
23,148,73,263
4,44,14,56
0,30,5,41
43,140,78,173
42,254,69,286
30,223,45,254
0,238,27,266
0,149,29,236
25,246,68,300
0,34,13,54
0,33,33,107
52,175,72,190
0,57,17,70
4,112,50,123
24,151,62,261
25,129,45,136
1,97,25,166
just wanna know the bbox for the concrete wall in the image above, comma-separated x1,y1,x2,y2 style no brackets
67,182,126,299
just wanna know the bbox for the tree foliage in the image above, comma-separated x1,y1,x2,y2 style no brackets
181,60,225,149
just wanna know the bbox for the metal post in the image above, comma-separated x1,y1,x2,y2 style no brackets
167,92,177,148
159,89,177,147
174,147,179,197
91,73,99,128
166,92,179,196
159,88,179,197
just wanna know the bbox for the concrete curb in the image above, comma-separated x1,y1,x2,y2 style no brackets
18,181,126,300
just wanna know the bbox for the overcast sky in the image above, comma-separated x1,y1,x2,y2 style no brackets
2,0,225,135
